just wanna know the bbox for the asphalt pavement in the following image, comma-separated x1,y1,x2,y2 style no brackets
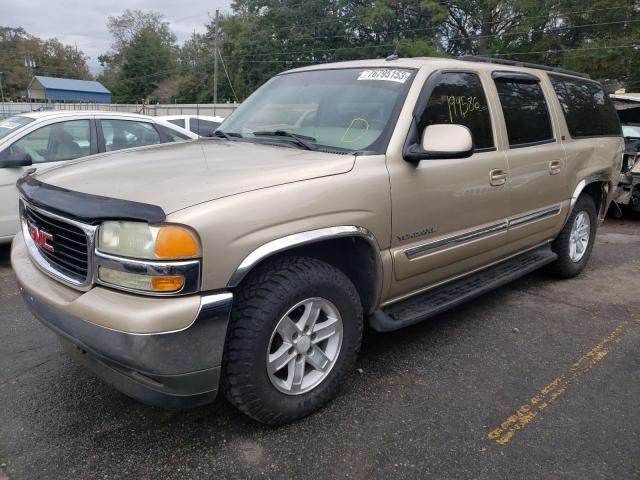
0,219,639,479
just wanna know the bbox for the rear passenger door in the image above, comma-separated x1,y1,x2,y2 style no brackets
491,72,568,250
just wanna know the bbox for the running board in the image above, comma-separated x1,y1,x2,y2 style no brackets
370,245,557,332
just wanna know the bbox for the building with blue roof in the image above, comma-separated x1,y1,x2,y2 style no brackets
27,76,112,103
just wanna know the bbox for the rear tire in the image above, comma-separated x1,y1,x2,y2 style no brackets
222,256,363,425
546,194,597,278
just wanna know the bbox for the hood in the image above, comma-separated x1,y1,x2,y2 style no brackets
34,139,355,213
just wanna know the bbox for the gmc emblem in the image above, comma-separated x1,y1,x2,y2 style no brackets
27,222,54,252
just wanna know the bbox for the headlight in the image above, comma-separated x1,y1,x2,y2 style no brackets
97,221,200,260
95,222,200,295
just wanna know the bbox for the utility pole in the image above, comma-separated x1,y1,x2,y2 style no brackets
0,72,5,118
213,9,219,114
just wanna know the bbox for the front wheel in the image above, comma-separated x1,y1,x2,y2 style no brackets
222,256,363,425
546,194,597,278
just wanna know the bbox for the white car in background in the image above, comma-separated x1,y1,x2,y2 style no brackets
0,110,198,244
158,115,225,137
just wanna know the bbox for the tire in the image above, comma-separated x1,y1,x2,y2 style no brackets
222,256,363,425
546,194,598,278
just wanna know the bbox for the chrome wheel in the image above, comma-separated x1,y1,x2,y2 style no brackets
266,297,343,395
569,211,590,262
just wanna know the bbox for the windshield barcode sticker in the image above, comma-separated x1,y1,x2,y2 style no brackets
357,69,412,83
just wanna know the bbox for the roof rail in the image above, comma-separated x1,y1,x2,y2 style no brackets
457,55,591,79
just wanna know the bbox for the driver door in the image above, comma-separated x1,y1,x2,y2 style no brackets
0,117,96,240
387,70,512,299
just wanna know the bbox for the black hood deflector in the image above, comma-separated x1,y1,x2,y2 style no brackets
17,174,166,224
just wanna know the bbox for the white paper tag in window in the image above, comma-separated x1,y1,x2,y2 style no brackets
357,69,412,84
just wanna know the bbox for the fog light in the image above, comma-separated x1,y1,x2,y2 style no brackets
98,267,184,293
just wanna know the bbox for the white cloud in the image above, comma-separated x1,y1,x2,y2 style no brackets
2,0,231,74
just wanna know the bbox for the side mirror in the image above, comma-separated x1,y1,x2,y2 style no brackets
404,124,474,162
0,151,33,168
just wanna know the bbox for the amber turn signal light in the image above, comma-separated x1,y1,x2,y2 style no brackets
155,226,199,259
151,275,185,292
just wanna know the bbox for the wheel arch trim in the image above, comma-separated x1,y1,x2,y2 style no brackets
569,172,612,221
570,173,611,209
226,226,384,307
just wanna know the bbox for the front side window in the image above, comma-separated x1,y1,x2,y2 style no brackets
167,118,186,128
418,72,494,150
100,120,161,152
549,75,621,138
494,77,554,147
7,119,91,163
219,67,415,153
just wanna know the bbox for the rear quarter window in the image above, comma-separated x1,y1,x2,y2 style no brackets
549,75,621,138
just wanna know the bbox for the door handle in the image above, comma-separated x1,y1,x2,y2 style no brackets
489,169,508,186
549,160,562,175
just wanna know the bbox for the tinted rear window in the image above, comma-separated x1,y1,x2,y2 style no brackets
549,75,621,138
167,118,186,128
189,118,221,136
494,78,554,147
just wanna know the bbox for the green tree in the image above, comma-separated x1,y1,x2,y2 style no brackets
98,10,178,102
0,26,91,100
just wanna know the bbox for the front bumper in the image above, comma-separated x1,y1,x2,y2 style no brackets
12,235,233,409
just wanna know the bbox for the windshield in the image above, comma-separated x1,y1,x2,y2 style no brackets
622,124,640,138
219,67,416,153
0,116,35,141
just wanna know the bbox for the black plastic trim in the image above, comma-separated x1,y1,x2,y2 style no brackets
370,245,558,332
89,118,99,155
509,138,556,149
17,174,166,224
492,70,540,83
458,55,590,79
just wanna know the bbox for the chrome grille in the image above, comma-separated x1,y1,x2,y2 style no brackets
21,200,97,290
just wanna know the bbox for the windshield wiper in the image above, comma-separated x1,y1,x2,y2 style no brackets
213,130,243,140
252,130,317,151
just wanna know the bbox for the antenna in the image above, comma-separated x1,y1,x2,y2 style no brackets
386,41,400,61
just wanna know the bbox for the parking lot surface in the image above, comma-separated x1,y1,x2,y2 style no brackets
0,219,639,480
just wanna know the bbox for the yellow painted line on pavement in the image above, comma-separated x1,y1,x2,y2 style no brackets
486,319,633,447
0,292,18,300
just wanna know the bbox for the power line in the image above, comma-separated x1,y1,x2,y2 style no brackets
213,19,640,59
492,43,639,57
213,3,636,35
218,50,238,102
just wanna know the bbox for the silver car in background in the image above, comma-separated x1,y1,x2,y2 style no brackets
0,110,198,243
158,115,225,137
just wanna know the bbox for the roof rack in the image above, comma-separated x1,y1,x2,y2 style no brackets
457,55,591,79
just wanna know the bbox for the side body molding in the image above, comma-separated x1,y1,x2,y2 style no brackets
226,226,384,306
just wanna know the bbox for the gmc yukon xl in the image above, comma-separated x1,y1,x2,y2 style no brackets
10,57,623,424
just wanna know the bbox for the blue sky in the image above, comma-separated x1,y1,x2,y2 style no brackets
2,0,232,74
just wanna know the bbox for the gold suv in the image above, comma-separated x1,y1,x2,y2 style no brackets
11,57,624,424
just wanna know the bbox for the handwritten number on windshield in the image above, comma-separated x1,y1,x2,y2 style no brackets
447,96,481,123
